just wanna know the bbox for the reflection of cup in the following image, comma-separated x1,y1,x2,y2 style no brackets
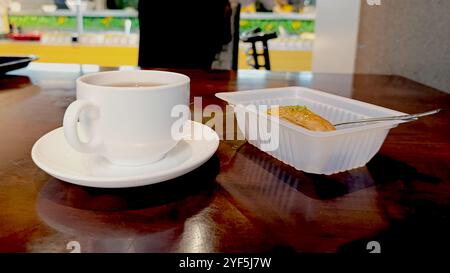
63,70,190,166
35,156,218,252
35,184,185,252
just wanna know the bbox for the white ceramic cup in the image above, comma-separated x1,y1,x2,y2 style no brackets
63,70,190,166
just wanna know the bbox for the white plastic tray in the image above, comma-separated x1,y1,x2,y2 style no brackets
216,86,407,175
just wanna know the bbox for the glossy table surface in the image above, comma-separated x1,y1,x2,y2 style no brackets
0,63,449,253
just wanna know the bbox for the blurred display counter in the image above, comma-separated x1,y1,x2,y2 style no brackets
3,10,313,70
240,12,315,34
9,10,138,32
9,10,313,36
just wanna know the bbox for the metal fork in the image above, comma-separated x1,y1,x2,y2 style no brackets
333,109,442,127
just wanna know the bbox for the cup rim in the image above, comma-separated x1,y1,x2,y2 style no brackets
76,70,190,90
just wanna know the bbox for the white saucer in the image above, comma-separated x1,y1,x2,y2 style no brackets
31,121,219,188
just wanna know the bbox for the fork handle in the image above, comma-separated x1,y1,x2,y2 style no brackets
333,109,441,127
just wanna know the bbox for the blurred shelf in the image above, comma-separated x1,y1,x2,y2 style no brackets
11,10,314,20
10,9,138,18
10,10,314,34
240,12,315,20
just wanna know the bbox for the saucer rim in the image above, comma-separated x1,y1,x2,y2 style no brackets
31,120,219,188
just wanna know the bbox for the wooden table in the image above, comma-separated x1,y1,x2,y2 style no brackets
0,63,449,253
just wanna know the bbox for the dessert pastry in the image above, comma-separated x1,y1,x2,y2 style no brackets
267,105,336,132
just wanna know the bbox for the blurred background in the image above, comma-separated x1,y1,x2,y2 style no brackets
0,0,448,92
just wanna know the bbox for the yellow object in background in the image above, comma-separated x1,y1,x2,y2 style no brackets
0,42,312,71
0,42,138,67
241,3,257,13
0,6,10,35
238,49,312,71
273,3,295,13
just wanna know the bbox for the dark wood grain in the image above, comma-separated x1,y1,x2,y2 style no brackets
0,64,449,253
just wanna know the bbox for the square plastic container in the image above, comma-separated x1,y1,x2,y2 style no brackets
216,86,407,175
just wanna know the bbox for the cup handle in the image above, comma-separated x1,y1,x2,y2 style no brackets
63,100,101,153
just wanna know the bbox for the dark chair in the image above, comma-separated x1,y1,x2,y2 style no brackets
138,0,233,70
241,28,277,70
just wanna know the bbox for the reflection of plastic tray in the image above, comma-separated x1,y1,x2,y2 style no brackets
216,87,407,175
0,55,38,74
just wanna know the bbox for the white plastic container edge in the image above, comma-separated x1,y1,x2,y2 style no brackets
215,86,408,175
